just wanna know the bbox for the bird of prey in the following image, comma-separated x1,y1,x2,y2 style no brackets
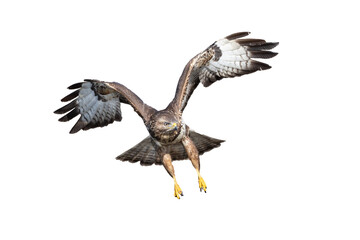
54,32,278,199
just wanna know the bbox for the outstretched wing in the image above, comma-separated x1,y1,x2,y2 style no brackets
54,79,156,133
169,32,278,113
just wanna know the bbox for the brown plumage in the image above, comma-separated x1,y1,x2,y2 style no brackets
54,32,278,198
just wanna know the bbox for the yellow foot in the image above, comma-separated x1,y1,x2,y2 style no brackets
196,169,207,193
198,175,207,193
174,181,183,199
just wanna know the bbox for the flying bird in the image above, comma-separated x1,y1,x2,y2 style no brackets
54,32,278,199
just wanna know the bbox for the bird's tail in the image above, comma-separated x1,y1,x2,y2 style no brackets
185,131,225,158
116,131,224,166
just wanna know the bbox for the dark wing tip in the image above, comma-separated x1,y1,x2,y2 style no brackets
58,108,80,122
54,100,77,114
247,42,279,51
61,89,80,102
236,38,266,46
68,82,83,90
249,51,278,59
69,129,79,134
69,119,88,134
250,60,272,71
225,32,251,40
270,42,279,48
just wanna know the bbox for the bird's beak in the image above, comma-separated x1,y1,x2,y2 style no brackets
172,122,178,131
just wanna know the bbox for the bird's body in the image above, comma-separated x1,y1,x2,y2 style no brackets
55,32,278,198
146,110,183,145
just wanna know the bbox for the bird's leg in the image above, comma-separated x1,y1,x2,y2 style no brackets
182,136,207,193
196,169,207,193
162,153,183,199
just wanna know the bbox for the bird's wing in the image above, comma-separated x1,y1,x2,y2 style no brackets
169,32,278,113
54,79,156,133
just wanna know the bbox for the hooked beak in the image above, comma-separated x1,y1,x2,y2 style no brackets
165,122,178,132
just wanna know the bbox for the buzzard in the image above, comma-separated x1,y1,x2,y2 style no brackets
54,32,278,199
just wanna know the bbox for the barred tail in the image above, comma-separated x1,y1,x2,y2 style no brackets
116,131,224,166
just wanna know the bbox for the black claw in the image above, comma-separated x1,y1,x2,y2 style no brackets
181,192,184,196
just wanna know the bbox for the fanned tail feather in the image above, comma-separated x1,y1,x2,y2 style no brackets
116,131,224,166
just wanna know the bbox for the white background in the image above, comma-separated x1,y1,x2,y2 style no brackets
1,0,359,239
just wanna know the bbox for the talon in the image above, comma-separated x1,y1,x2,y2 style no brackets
174,180,183,199
198,175,207,193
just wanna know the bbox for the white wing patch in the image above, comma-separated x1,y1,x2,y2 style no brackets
198,32,278,87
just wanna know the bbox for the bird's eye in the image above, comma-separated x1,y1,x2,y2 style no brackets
164,122,170,126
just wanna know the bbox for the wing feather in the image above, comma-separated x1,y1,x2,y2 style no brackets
54,99,77,114
68,82,83,90
169,32,278,113
61,89,80,102
225,31,251,40
58,108,80,122
248,50,278,59
247,42,279,51
55,79,156,133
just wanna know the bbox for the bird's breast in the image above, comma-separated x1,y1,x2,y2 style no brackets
152,124,187,146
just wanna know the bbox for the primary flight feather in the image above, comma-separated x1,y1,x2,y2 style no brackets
55,32,278,198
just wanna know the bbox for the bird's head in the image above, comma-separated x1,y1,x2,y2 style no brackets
147,111,181,143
